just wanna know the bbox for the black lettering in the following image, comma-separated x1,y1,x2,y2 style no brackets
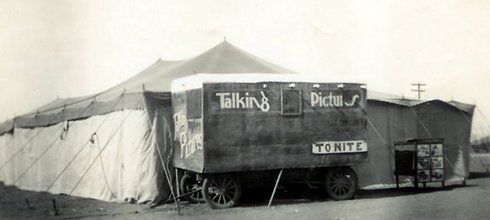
325,144,331,152
347,142,354,151
334,143,342,152
356,142,363,151
315,143,323,153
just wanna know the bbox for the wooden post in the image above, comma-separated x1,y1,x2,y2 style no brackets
396,175,399,189
175,168,181,200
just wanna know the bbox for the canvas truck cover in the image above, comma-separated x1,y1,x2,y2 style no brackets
172,74,368,173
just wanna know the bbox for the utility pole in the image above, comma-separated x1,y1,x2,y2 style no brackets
411,82,426,100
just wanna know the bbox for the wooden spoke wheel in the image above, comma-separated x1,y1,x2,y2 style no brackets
180,174,204,203
202,174,242,209
325,167,357,200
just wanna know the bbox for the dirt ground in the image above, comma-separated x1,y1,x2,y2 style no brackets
1,174,490,220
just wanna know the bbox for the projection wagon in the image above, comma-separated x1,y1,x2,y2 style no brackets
171,74,368,208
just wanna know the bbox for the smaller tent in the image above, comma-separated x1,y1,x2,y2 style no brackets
358,91,475,188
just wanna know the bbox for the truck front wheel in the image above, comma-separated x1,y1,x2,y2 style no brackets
180,174,205,203
202,174,242,209
324,167,358,200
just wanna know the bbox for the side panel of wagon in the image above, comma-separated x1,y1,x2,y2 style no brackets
173,81,368,173
173,88,205,173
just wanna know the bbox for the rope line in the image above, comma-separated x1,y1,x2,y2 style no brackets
11,101,97,184
0,115,37,157
38,96,131,208
13,128,63,184
408,106,465,176
366,116,397,183
409,107,433,138
43,96,124,192
366,117,395,156
145,109,180,211
68,110,133,196
0,134,15,180
0,111,64,171
94,134,115,198
44,139,91,192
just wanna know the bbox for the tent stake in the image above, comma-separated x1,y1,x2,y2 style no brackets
52,199,59,216
268,169,283,207
25,198,33,209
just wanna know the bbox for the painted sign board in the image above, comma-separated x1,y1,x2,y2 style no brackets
171,74,368,173
312,140,368,154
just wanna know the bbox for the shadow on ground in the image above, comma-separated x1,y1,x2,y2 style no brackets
237,174,489,208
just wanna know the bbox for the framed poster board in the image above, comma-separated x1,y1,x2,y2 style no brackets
394,139,445,188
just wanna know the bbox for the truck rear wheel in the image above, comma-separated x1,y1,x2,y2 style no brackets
180,174,204,203
202,174,242,209
324,167,357,200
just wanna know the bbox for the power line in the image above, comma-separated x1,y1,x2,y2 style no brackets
411,82,426,100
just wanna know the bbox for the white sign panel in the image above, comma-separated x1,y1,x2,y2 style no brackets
312,140,367,154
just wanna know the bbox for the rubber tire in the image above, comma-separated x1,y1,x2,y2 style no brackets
324,167,358,200
180,174,205,203
202,174,242,209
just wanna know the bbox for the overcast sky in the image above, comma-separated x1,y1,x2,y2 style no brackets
0,0,489,134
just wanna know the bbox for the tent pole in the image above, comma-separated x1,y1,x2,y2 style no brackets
175,168,180,200
160,152,180,215
268,169,283,207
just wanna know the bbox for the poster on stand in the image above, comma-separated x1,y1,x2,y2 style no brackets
431,144,443,156
418,170,430,182
417,158,430,169
431,157,444,169
431,169,444,181
417,144,430,157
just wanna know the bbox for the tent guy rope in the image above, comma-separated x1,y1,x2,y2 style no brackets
408,106,465,176
43,96,124,192
68,110,134,196
0,111,64,171
145,109,181,214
